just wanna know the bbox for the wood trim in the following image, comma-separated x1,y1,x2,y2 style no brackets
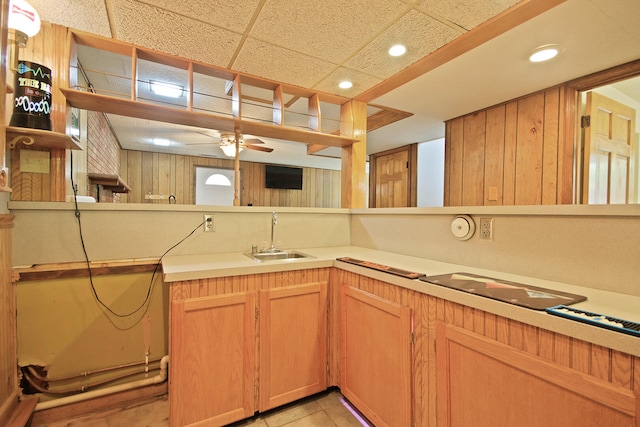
30,384,166,426
6,397,38,427
566,59,640,92
0,214,14,228
13,259,160,282
366,105,413,132
356,0,567,102
0,392,19,427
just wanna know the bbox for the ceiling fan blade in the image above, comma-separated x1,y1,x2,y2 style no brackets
245,144,273,153
242,138,265,145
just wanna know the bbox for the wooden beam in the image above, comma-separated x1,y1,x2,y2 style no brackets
273,85,284,126
366,105,413,132
356,0,567,103
309,94,321,132
340,100,368,208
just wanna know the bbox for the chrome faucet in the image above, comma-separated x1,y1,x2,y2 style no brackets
268,211,278,252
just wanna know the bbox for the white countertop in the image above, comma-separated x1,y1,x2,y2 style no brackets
162,246,640,357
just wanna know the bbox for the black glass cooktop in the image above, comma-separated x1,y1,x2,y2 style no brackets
419,272,586,310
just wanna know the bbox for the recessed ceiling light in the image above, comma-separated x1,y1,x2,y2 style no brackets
149,80,183,98
153,138,171,146
388,44,407,57
529,44,560,63
338,81,353,89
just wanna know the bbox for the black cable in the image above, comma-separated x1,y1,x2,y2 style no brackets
70,152,204,318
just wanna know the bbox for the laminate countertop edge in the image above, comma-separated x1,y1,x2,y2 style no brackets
162,246,640,357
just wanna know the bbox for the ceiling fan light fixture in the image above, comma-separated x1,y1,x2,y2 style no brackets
220,144,242,157
149,80,183,98
8,0,41,43
388,44,406,57
529,44,560,63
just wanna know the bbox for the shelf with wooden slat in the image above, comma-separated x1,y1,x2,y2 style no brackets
87,173,131,193
60,88,360,148
6,126,82,150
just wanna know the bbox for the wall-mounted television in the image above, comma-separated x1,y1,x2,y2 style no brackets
265,165,303,190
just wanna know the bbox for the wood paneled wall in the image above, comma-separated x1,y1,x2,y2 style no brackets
1,0,18,423
0,215,17,425
335,269,640,427
119,150,341,208
444,86,575,206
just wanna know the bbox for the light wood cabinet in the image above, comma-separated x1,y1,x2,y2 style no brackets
169,273,329,427
170,292,256,427
335,268,640,427
259,283,328,411
340,285,413,427
436,322,640,427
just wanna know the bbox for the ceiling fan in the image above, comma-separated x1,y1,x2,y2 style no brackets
186,131,274,157
217,132,273,157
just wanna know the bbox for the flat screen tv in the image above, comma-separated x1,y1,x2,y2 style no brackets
265,165,303,190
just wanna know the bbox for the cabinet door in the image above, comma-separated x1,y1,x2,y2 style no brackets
259,282,327,411
341,285,412,427
170,292,255,427
436,323,639,427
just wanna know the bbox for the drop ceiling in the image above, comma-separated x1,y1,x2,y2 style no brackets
27,0,640,169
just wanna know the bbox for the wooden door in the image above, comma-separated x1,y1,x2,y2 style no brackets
583,92,637,204
340,286,412,427
374,149,409,207
259,282,327,411
170,292,255,427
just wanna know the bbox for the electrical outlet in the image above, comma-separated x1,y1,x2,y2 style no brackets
203,214,214,232
479,217,493,240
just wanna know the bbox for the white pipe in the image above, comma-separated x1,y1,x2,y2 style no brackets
34,355,168,412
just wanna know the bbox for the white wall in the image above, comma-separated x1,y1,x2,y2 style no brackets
10,202,640,297
350,205,640,297
10,203,351,265
195,166,235,206
416,138,444,207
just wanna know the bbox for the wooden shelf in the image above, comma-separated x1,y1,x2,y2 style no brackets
6,126,82,150
87,173,131,193
61,88,360,148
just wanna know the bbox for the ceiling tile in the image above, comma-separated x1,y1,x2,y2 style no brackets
28,0,112,37
233,38,337,89
313,66,382,98
249,0,409,63
111,0,243,67
345,10,461,78
137,0,262,33
418,0,521,30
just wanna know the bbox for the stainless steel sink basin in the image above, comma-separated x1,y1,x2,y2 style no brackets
244,250,314,262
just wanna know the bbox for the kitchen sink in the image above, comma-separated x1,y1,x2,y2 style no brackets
244,250,315,262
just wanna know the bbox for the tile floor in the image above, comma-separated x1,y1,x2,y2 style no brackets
36,389,372,427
